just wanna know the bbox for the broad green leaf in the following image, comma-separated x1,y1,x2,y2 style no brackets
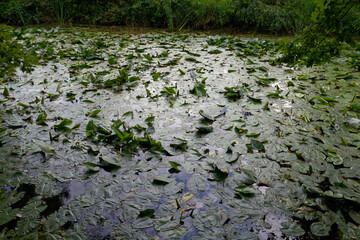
101,155,122,167
153,72,161,81
0,207,19,225
248,96,262,104
190,84,207,97
169,161,181,172
281,222,305,237
88,109,101,118
211,164,228,182
246,133,260,138
234,185,256,198
310,222,331,236
250,140,265,152
18,102,29,108
86,120,98,137
199,110,215,122
3,87,9,97
153,176,173,185
33,139,56,155
54,118,73,131
139,209,155,218
196,126,213,134
36,111,47,125
84,162,100,172
154,216,180,231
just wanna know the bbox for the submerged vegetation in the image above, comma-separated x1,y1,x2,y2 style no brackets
0,25,359,239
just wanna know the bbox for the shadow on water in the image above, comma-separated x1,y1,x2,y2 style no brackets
0,180,91,233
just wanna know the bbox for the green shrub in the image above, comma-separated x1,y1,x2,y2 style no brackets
0,0,39,25
0,25,38,77
0,0,357,35
108,0,165,27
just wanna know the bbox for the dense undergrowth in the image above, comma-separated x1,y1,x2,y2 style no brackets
0,0,359,35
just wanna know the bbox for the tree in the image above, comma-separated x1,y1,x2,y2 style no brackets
277,0,359,68
0,25,38,77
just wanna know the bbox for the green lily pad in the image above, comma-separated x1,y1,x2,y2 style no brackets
169,161,181,172
210,164,229,182
84,162,100,172
32,139,56,155
101,155,122,167
153,176,174,185
139,209,155,218
281,222,305,237
310,222,331,236
88,109,101,117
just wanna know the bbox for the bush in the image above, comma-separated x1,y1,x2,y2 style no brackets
0,25,38,77
232,0,316,34
0,0,40,25
0,0,358,35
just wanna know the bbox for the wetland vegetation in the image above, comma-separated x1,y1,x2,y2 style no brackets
0,0,360,239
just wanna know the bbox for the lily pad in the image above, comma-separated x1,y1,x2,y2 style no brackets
32,139,56,155
281,222,305,237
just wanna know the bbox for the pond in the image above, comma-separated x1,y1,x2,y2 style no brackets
0,26,359,239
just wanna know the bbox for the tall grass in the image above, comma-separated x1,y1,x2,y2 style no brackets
54,0,65,26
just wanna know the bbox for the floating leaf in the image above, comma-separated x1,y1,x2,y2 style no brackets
310,222,331,236
349,103,360,113
3,87,9,97
178,69,185,75
36,111,47,125
133,217,153,229
185,57,198,62
139,209,155,218
211,164,228,182
209,50,222,54
86,120,98,137
108,57,116,65
84,162,100,172
246,133,261,138
196,126,213,134
250,140,265,152
153,176,173,185
153,72,161,81
0,207,19,225
122,111,134,119
248,96,262,104
234,127,248,136
54,118,73,131
199,110,215,122
101,155,122,167
169,161,181,172
169,227,188,238
18,102,29,108
190,84,207,97
281,222,305,237
154,216,180,231
223,86,247,101
88,109,101,118
234,185,256,198
33,139,56,155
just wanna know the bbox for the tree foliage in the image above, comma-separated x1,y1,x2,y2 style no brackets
0,25,38,77
278,0,360,67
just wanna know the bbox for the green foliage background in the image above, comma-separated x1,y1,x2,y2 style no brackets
0,0,358,35
0,24,38,77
